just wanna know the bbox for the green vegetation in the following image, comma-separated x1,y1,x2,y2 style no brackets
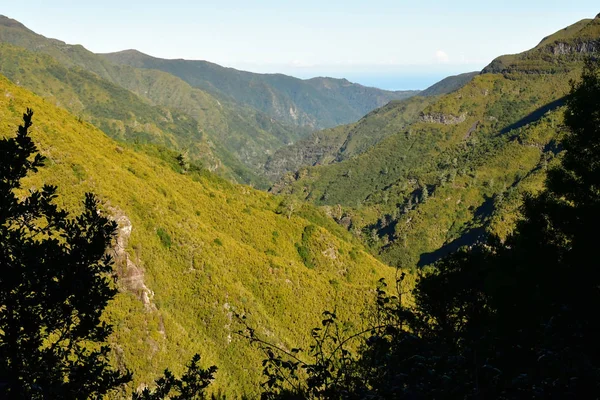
274,17,600,270
263,70,479,181
0,109,131,397
0,75,395,396
1,11,599,399
419,71,479,96
102,49,418,130
133,355,217,399
265,95,436,181
483,16,600,75
157,228,173,248
0,16,306,186
239,54,600,400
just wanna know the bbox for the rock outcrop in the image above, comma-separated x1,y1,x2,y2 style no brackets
420,112,467,125
548,40,600,55
109,207,156,311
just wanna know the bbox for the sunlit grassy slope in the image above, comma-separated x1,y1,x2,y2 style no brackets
0,74,398,396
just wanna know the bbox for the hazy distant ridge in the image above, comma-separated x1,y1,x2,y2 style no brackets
103,49,419,129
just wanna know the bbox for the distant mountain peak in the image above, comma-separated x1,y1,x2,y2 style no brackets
103,48,152,58
115,49,146,55
0,15,31,31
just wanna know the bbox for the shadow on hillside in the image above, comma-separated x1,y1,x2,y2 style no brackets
418,196,495,267
500,96,567,135
418,226,486,267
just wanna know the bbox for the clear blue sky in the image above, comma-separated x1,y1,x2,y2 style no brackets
2,1,599,89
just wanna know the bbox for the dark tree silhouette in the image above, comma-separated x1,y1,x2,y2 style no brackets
242,59,600,399
132,354,217,400
0,109,131,398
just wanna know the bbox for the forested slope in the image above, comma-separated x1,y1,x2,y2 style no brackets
103,49,418,129
274,16,600,268
0,15,306,186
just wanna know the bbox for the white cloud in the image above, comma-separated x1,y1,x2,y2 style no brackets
435,50,450,63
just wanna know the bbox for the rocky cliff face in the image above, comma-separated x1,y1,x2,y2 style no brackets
109,207,156,311
420,112,467,125
263,137,343,182
548,40,600,55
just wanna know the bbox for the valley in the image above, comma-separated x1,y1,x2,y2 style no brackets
0,9,599,399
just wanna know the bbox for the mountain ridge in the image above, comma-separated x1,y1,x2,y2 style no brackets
261,71,481,181
272,16,599,269
102,48,419,129
0,15,310,186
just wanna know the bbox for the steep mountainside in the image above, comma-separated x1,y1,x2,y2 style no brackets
102,49,419,129
264,95,436,181
273,15,600,269
262,69,478,181
0,42,251,183
419,71,479,96
483,16,600,74
0,74,397,396
0,15,307,186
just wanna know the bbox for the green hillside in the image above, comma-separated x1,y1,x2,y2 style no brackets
419,71,479,96
265,95,436,181
262,70,478,181
102,49,419,129
482,16,600,74
0,74,398,396
273,16,600,268
0,15,307,185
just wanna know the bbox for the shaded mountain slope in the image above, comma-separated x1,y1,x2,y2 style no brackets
102,49,419,129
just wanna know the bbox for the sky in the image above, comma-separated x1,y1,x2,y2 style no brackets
2,1,599,89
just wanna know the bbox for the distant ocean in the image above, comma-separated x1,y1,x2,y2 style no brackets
236,63,486,91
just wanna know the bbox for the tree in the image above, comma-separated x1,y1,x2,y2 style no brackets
276,196,299,220
420,185,429,203
243,59,600,399
0,109,131,398
133,354,217,400
176,153,190,173
403,59,600,397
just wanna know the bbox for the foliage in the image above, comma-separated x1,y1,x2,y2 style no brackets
0,109,131,398
275,196,300,220
483,16,600,75
240,58,600,399
133,354,217,400
103,49,418,130
157,227,172,248
0,19,303,187
238,309,366,399
0,76,394,396
238,276,427,399
274,17,600,269
265,95,436,181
